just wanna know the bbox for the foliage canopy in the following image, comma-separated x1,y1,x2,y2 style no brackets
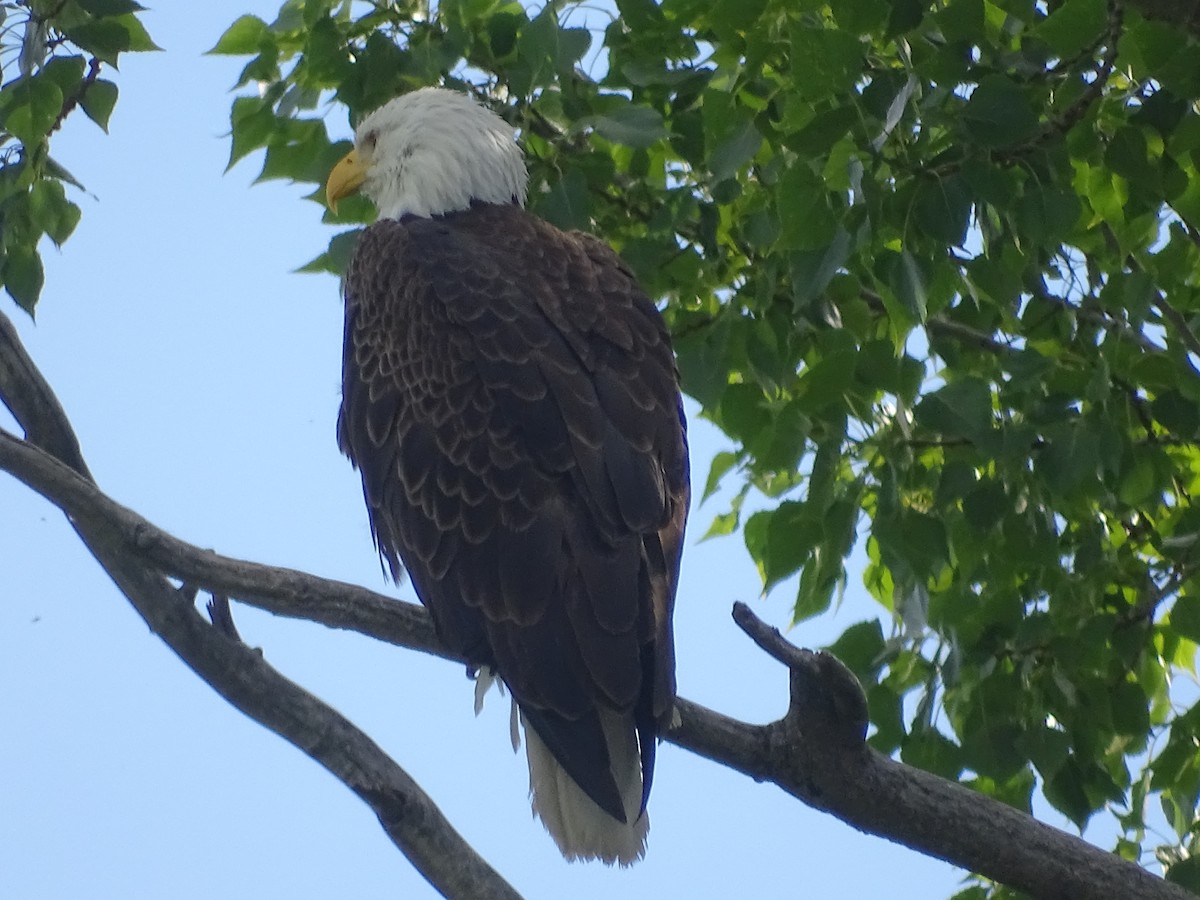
6,0,1200,893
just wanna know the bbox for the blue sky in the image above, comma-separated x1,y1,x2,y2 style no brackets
0,4,975,897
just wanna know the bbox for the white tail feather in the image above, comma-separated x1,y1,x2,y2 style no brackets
522,709,648,865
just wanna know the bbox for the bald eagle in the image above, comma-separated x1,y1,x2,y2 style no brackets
325,88,689,865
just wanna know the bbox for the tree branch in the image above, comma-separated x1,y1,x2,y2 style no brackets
1,309,1191,899
0,311,519,900
711,604,1194,900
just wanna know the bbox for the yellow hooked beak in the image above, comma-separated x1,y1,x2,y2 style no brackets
325,148,368,213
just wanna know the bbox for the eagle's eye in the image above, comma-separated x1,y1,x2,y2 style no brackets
362,129,379,151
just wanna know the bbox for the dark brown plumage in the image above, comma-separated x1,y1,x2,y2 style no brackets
337,201,690,836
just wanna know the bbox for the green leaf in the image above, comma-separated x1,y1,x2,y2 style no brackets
1036,422,1101,496
902,729,964,780
825,620,886,684
795,348,857,413
227,97,278,170
519,8,590,76
790,229,851,308
1044,761,1094,828
867,682,906,752
936,0,984,41
1110,680,1149,737
299,15,349,87
1032,0,1106,58
2,245,45,313
789,25,864,99
961,75,1039,148
708,119,762,181
1170,598,1200,645
759,501,824,591
532,169,590,231
914,378,993,444
40,56,86,98
913,175,971,245
207,15,270,55
962,480,1007,531
888,249,928,322
80,79,118,132
1166,856,1200,892
297,228,360,276
702,450,741,502
64,15,161,66
42,156,89,194
1017,184,1081,244
874,510,948,581
584,104,670,148
3,77,63,147
28,180,80,246
778,162,837,250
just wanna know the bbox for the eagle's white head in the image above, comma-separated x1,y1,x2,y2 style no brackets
326,87,528,220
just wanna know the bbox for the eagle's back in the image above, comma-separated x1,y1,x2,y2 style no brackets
338,202,689,835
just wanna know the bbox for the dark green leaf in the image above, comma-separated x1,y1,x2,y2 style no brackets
227,98,279,170
1036,422,1101,496
874,510,948,581
1017,185,1081,244
532,169,590,230
789,25,864,98
1170,598,1200,645
913,174,971,245
64,15,162,66
519,9,590,76
80,79,118,132
297,228,361,276
702,450,741,502
40,56,86,97
2,245,44,313
1044,761,1094,828
208,15,271,55
708,119,762,181
825,620,886,684
914,378,993,444
28,180,80,246
3,77,63,147
300,16,349,86
902,729,964,780
888,250,928,323
796,348,857,413
1166,856,1200,891
581,105,669,149
778,162,837,250
867,682,906,752
1033,0,1106,58
790,229,851,307
936,0,984,41
42,156,89,193
961,75,1039,148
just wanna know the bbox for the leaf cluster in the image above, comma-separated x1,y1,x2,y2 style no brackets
0,0,157,313
204,0,1200,891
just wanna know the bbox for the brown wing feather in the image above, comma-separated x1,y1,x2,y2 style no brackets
338,203,689,820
